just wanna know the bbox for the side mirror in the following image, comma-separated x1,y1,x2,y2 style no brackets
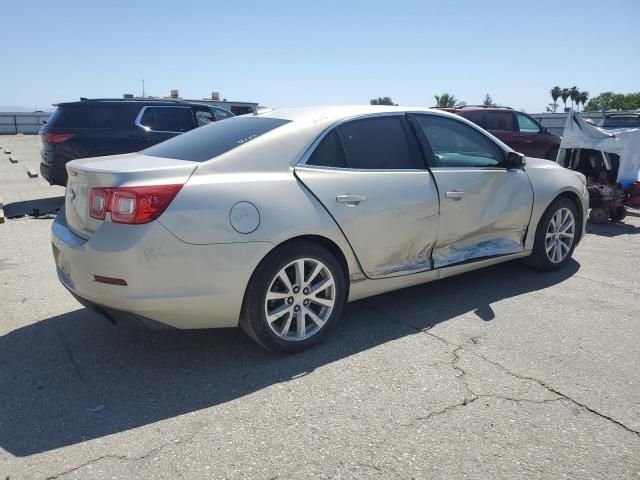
540,126,547,133
506,151,526,169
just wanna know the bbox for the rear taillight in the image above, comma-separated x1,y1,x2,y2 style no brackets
89,185,182,224
42,133,75,144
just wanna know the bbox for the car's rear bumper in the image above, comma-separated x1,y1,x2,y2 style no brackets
40,160,68,186
51,209,274,329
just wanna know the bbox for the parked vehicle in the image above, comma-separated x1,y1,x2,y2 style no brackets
557,111,640,223
40,99,234,186
51,106,588,352
440,106,561,160
600,113,640,130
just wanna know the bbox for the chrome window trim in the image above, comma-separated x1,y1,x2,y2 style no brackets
134,105,195,134
296,112,428,171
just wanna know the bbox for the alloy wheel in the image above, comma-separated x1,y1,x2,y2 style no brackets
264,258,336,341
545,207,575,263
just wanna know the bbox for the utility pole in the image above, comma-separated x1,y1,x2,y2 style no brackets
142,79,145,98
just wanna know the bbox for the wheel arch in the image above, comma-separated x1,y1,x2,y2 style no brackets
240,234,353,319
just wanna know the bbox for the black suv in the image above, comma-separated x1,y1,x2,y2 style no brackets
40,99,234,186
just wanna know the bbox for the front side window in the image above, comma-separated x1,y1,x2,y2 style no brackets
516,113,541,133
414,115,505,168
485,111,516,131
139,106,195,132
213,107,233,121
336,116,423,170
195,110,214,127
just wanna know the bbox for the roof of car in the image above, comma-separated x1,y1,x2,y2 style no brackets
54,98,214,107
254,105,440,124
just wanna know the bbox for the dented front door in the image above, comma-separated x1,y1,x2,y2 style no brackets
430,167,533,268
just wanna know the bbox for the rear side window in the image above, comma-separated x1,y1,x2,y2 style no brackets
47,104,135,128
307,130,347,168
337,116,423,169
144,116,290,162
415,114,504,168
139,107,195,132
485,111,515,131
462,110,487,128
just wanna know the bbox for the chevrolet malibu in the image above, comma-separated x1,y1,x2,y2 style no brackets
52,106,588,352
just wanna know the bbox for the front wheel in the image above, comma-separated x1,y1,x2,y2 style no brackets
240,241,346,353
527,198,579,271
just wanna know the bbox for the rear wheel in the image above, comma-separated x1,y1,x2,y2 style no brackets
240,241,346,353
609,206,627,222
588,208,609,224
527,198,578,271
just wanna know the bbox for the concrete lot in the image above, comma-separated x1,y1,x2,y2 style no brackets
0,135,65,219
0,136,639,479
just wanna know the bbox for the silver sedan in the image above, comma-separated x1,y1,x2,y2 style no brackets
52,106,588,352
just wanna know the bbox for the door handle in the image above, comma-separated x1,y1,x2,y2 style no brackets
336,194,366,205
445,190,466,200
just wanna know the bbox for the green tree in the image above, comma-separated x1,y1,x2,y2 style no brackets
560,88,571,111
550,86,562,112
483,93,494,106
585,92,640,112
370,96,396,106
434,93,459,107
578,91,589,111
569,86,580,110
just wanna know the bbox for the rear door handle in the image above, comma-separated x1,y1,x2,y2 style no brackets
336,194,366,205
445,190,466,200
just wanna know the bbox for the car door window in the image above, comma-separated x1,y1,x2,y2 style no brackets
485,111,516,131
462,110,487,129
195,110,214,127
516,113,541,133
415,115,505,168
212,107,233,121
139,107,195,132
306,129,348,168
337,116,424,169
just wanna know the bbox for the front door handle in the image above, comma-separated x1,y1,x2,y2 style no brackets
445,190,466,200
336,194,366,205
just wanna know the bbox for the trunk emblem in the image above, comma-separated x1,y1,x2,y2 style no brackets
70,188,76,200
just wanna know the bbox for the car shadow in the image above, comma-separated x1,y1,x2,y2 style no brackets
586,220,640,237
4,196,64,218
0,259,579,456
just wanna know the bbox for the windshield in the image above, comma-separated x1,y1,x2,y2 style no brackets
144,116,290,161
602,116,640,128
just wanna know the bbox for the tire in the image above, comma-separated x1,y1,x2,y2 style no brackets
239,240,346,353
609,206,627,222
545,147,559,161
526,198,579,271
588,208,609,224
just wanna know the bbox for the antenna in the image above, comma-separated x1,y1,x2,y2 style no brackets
142,78,145,98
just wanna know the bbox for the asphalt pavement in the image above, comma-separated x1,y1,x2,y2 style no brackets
0,139,639,479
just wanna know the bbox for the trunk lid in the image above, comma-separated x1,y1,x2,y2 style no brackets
64,153,197,239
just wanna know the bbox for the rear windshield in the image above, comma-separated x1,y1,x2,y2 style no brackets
602,116,640,128
47,104,136,128
144,116,291,161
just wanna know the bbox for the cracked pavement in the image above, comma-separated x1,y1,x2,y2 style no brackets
1,212,639,479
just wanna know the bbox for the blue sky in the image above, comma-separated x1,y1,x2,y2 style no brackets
2,0,639,112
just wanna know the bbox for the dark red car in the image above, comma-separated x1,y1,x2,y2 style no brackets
440,106,561,160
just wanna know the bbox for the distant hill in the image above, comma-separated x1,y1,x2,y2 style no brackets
0,105,54,112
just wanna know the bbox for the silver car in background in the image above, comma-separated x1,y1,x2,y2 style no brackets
52,106,588,352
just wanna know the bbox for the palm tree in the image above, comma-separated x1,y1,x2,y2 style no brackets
569,86,579,110
560,88,571,111
578,91,589,111
434,93,458,107
550,86,562,112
